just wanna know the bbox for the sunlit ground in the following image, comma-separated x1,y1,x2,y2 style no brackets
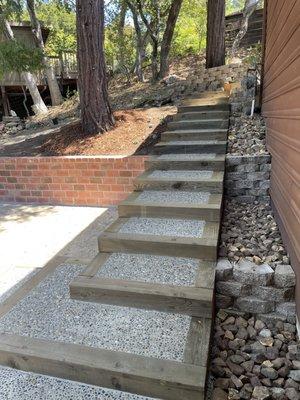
0,203,111,301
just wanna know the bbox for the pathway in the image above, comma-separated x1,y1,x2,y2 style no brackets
0,91,229,400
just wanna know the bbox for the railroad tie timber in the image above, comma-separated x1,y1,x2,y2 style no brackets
0,91,229,400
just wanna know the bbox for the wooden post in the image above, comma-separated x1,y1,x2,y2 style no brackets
0,86,11,116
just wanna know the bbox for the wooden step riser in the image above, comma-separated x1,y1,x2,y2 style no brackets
98,235,218,261
161,131,227,141
118,203,221,222
174,112,229,120
70,278,213,318
145,159,225,171
168,121,229,130
178,104,229,113
153,144,227,155
0,334,205,400
134,181,223,193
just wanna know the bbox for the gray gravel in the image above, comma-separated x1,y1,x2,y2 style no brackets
136,190,210,204
118,217,205,238
149,170,213,180
0,366,157,400
158,153,217,159
0,264,190,362
97,253,199,286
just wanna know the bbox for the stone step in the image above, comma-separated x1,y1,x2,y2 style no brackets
0,332,208,400
153,140,227,154
134,170,224,193
118,190,222,221
173,110,229,120
145,154,225,171
168,119,229,130
98,217,219,260
161,129,228,142
70,252,215,318
178,99,229,114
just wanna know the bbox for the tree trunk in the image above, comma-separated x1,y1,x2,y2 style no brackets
76,0,114,135
127,0,145,82
23,72,49,114
118,0,127,67
206,0,225,68
230,0,259,59
158,0,183,79
151,39,159,81
1,14,48,114
26,0,63,106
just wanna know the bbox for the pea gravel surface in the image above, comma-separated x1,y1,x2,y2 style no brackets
97,253,199,286
136,190,210,204
167,140,220,145
0,366,157,400
158,153,217,159
118,217,206,238
148,170,213,180
0,264,190,362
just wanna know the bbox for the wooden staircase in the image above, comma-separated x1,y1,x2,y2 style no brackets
0,92,229,400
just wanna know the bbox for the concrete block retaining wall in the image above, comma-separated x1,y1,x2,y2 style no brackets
0,156,147,206
216,258,296,324
225,154,271,202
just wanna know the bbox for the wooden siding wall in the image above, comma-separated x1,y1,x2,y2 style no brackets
262,0,300,315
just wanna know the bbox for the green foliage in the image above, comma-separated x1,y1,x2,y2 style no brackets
243,43,262,67
0,38,43,77
105,20,136,71
24,0,77,56
172,0,207,56
226,0,245,15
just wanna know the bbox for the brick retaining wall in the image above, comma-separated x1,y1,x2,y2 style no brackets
0,156,147,206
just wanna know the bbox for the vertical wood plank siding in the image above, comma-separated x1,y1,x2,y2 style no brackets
262,0,300,315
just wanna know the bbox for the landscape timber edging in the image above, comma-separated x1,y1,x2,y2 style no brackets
0,155,148,206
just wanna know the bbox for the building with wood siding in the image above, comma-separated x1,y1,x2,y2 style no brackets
262,0,300,320
0,22,77,118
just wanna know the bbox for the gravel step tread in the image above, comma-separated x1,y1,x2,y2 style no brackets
164,128,228,133
136,170,224,182
155,140,226,146
98,217,219,260
70,250,215,315
118,191,222,222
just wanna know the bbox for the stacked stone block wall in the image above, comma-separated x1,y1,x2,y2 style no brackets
225,155,271,202
216,259,296,324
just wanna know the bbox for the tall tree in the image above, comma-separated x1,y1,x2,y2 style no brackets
159,0,183,79
76,0,114,135
0,6,48,114
26,0,63,106
206,0,225,68
230,0,260,58
126,0,147,82
136,0,183,80
117,0,127,67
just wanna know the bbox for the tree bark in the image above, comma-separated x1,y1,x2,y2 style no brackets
230,0,259,58
0,14,48,114
26,0,63,106
127,0,146,82
118,0,127,67
206,0,225,68
76,0,114,135
137,0,159,81
158,0,183,79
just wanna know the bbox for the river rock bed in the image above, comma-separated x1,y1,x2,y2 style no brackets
219,200,288,266
210,311,300,400
228,115,267,156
